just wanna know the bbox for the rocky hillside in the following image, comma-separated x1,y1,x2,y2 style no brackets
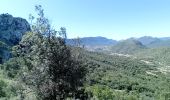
111,38,146,54
0,13,30,63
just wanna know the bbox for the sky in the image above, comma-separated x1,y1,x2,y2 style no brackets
0,0,170,40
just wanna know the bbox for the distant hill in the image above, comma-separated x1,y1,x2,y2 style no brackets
137,36,170,48
137,36,160,45
66,36,117,46
159,37,170,41
111,38,146,54
67,36,170,51
66,36,117,51
146,39,170,48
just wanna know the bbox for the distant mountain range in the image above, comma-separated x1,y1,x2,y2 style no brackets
66,37,118,51
66,36,170,52
67,36,170,47
66,36,117,46
137,36,160,45
137,36,170,48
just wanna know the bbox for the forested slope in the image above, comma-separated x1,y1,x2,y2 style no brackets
81,50,170,99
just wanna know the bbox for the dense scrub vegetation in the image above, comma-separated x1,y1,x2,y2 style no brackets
135,47,170,65
80,50,170,100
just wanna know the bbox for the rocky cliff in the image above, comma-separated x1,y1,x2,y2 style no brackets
0,13,30,63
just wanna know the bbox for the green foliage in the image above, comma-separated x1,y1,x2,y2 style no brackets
0,5,87,100
86,85,138,100
86,85,118,100
9,5,87,100
0,80,7,97
81,50,170,99
0,41,10,63
135,47,170,65
2,58,21,78
0,70,19,99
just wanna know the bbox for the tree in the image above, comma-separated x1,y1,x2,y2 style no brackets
59,27,67,41
73,37,81,47
13,5,87,100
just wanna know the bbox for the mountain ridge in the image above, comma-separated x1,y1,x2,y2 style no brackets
66,36,170,52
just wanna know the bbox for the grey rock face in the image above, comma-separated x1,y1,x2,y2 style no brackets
0,13,31,63
0,13,30,45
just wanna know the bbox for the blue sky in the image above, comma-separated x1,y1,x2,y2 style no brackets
0,0,170,40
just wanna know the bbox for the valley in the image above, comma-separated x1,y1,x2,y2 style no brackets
81,49,170,99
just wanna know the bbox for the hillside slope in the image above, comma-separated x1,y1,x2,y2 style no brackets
111,39,146,54
137,36,170,48
80,50,170,99
134,47,170,65
147,40,170,48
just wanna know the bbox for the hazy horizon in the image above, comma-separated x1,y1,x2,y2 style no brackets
67,35,170,41
0,0,170,40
